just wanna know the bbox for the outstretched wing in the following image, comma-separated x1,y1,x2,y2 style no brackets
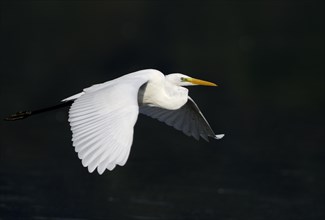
68,73,151,175
140,97,224,141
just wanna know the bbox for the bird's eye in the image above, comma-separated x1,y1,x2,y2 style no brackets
180,77,186,81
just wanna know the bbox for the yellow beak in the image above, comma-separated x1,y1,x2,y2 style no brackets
188,77,218,86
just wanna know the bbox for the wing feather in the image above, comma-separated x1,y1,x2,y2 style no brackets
140,97,223,141
73,120,109,149
68,72,151,174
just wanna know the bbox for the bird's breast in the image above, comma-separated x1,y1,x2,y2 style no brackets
138,82,188,110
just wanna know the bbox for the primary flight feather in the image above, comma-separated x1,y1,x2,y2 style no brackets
5,69,224,174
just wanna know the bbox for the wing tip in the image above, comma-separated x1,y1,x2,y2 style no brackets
215,134,225,140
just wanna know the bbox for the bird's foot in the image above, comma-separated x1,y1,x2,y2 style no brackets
4,111,32,121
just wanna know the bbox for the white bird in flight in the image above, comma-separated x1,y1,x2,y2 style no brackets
5,69,224,174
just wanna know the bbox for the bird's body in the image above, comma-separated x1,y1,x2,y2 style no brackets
5,69,224,174
138,73,189,110
64,70,189,110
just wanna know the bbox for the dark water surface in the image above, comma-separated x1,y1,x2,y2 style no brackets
1,1,324,219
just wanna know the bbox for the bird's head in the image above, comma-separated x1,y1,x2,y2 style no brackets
166,73,217,87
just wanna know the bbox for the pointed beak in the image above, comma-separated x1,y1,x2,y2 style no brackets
187,77,218,86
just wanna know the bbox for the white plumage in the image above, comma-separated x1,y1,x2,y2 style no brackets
63,69,224,174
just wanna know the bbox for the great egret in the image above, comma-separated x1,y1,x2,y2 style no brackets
5,69,224,174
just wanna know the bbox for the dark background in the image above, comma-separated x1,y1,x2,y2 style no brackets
1,1,324,220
